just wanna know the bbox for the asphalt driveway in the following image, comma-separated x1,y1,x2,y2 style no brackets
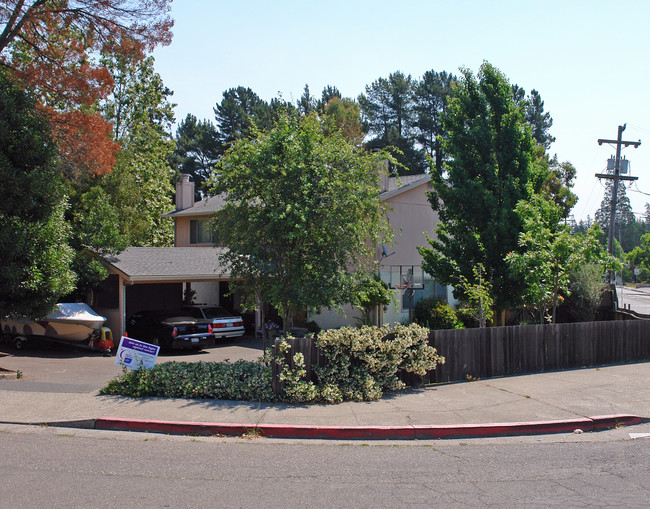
0,335,265,392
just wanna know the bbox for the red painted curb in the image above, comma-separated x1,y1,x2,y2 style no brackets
94,414,642,440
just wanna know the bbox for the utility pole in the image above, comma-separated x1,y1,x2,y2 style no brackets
596,124,641,283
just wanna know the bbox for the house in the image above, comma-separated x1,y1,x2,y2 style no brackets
313,173,453,329
93,176,237,337
95,173,452,336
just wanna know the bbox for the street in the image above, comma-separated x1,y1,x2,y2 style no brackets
1,425,649,508
617,286,650,316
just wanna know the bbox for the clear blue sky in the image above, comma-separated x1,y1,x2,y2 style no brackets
153,0,650,222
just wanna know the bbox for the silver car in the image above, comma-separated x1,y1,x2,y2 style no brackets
180,305,246,340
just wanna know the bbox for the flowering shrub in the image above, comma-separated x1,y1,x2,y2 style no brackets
257,320,280,338
274,323,444,403
99,359,273,401
100,324,444,405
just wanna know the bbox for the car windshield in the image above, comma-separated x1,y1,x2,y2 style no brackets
201,307,233,319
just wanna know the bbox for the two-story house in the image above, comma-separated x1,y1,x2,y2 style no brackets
96,173,452,336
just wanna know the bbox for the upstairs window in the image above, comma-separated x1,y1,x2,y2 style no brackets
190,219,214,244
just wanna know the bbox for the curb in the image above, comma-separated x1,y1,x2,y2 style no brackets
93,414,644,440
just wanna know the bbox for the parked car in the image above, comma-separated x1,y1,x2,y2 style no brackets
126,310,213,351
180,305,246,340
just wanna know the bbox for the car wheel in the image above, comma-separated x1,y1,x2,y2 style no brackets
151,337,161,347
14,336,26,350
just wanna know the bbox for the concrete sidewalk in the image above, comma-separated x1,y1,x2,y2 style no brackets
1,362,648,439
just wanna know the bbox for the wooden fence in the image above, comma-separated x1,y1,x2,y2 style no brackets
273,320,650,393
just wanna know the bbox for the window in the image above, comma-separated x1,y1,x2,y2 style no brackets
190,219,214,244
401,280,447,311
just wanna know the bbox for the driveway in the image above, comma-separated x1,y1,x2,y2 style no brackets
0,335,265,393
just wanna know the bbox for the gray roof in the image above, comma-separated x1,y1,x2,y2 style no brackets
103,247,229,283
384,174,430,192
381,174,431,198
163,194,228,217
164,175,431,217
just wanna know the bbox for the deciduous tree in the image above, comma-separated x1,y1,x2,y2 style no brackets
322,96,364,145
211,113,394,330
0,1,173,178
507,195,616,323
419,62,546,315
0,70,75,318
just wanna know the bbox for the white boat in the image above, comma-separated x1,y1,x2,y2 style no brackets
1,303,110,348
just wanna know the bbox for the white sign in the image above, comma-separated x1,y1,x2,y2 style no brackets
634,268,641,276
114,336,160,370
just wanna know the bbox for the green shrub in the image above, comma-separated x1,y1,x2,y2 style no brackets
99,359,273,401
308,323,443,403
100,324,444,405
413,297,462,330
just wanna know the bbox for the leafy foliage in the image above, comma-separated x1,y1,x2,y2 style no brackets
322,96,364,145
95,54,175,247
419,62,545,313
507,195,618,323
0,71,75,318
542,156,578,219
351,277,393,326
0,1,173,178
211,113,393,330
564,262,609,322
100,360,273,401
101,324,444,405
283,324,444,403
456,264,494,327
413,298,462,330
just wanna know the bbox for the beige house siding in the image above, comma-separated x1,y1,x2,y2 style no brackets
312,177,447,329
380,182,438,267
175,216,191,247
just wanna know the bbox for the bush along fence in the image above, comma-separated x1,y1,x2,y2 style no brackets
271,324,444,402
275,320,650,392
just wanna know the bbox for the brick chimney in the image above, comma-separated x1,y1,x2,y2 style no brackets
175,174,195,211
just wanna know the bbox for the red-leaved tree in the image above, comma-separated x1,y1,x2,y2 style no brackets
0,0,173,177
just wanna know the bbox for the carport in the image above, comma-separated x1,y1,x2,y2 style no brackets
96,247,244,337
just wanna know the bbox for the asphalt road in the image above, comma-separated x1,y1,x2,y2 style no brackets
617,286,650,315
1,425,649,508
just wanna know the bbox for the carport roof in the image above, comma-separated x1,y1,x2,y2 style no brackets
103,247,230,283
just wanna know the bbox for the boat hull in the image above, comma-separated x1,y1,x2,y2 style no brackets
1,318,100,342
1,303,107,343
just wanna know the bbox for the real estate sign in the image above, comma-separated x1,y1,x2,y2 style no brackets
114,336,160,370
